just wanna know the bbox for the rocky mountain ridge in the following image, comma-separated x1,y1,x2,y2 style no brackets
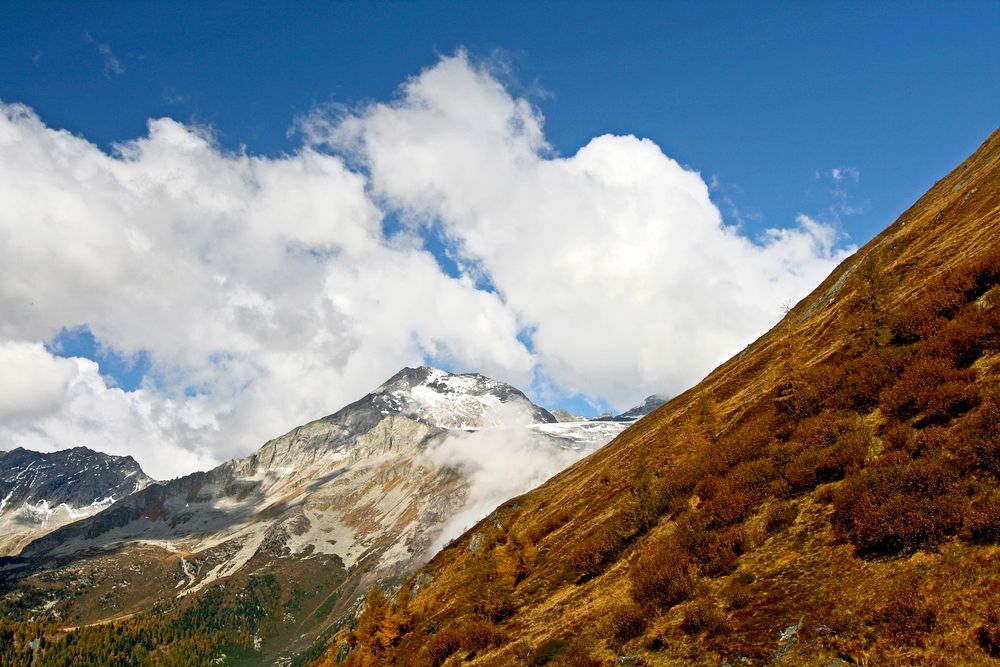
0,446,152,557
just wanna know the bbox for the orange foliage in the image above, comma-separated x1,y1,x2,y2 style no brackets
629,537,694,610
679,599,728,636
831,453,964,555
608,602,650,644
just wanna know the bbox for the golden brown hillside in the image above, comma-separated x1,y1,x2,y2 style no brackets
317,129,1000,667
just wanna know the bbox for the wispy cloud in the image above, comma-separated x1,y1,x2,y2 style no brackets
812,166,865,219
83,33,124,78
831,166,859,184
162,89,187,105
708,174,761,228
829,166,864,217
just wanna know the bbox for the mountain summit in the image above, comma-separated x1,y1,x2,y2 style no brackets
350,366,557,429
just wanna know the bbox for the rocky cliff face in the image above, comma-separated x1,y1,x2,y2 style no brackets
0,447,152,556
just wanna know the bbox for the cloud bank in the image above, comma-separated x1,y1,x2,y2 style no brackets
0,53,851,478
423,425,584,552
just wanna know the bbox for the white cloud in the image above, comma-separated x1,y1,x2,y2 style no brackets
0,341,77,420
421,403,584,551
831,166,859,184
0,53,852,478
312,51,854,408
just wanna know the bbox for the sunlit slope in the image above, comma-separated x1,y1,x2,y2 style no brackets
324,128,1000,666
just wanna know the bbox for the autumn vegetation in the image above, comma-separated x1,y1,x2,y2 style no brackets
0,574,281,666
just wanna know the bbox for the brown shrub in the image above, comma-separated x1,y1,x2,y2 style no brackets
962,493,1000,544
927,306,1000,367
773,367,836,422
723,582,753,610
718,412,776,465
976,613,1000,658
658,460,701,506
886,282,963,344
887,307,947,345
461,618,503,652
622,466,666,535
781,414,868,492
699,525,744,577
784,449,822,492
909,425,949,457
729,457,781,494
673,513,744,577
764,500,798,533
569,520,626,580
679,599,729,636
524,507,572,544
701,487,760,527
880,355,978,424
880,421,914,452
791,412,855,449
831,454,964,555
814,483,836,505
629,537,694,610
869,586,936,647
425,624,464,666
784,433,866,493
832,348,904,412
920,378,981,425
813,435,867,483
694,473,725,502
674,512,710,556
947,396,1000,475
465,556,516,622
608,602,650,644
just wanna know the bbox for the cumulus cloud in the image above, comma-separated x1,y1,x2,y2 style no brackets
0,341,77,420
0,52,852,478
311,51,854,407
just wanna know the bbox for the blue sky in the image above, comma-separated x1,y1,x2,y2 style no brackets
0,2,997,475
4,1,997,245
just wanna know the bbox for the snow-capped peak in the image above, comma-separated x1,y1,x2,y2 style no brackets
368,366,556,430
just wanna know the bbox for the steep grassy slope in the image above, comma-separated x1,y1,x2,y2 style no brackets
321,128,1000,666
